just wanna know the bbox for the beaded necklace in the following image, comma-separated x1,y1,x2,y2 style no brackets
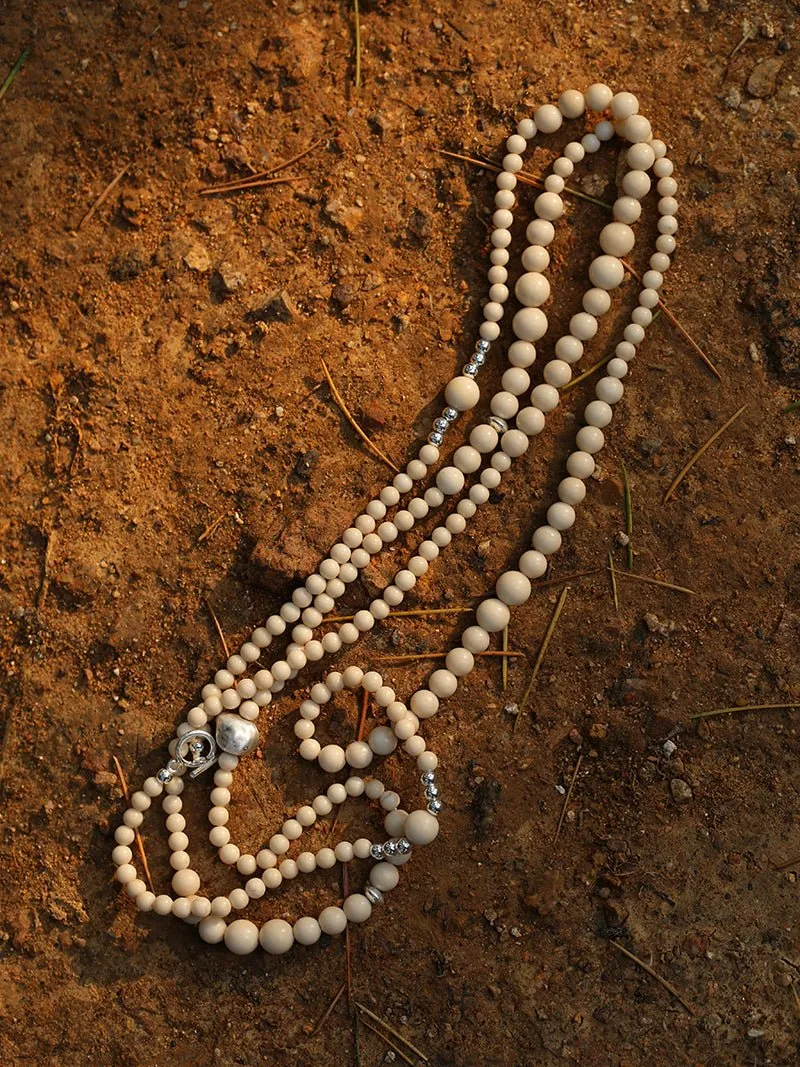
113,83,678,956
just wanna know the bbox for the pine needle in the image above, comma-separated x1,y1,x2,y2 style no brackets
355,1003,430,1063
608,568,695,596
537,567,603,589
112,755,154,893
502,624,509,690
199,175,301,196
308,982,347,1036
196,512,227,545
559,352,612,392
691,702,799,721
358,1017,415,1065
0,47,29,102
203,596,230,658
783,398,800,414
621,462,634,569
356,687,369,741
199,137,325,193
517,586,570,722
374,650,525,664
663,404,748,503
320,357,400,473
608,939,696,1015
325,605,474,623
608,551,619,612
436,150,613,210
554,754,582,844
352,0,362,90
78,161,131,230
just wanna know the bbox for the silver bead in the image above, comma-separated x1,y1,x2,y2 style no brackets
382,840,398,857
395,838,412,854
421,770,436,784
443,407,458,422
428,431,444,446
365,885,384,905
425,784,440,799
434,417,449,433
475,338,490,355
427,799,444,815
156,767,173,784
215,713,260,756
369,843,384,860
472,351,486,366
488,415,508,434
463,362,479,377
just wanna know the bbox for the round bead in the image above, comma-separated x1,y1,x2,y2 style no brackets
576,426,605,453
224,919,259,955
588,255,624,290
519,550,547,580
610,91,639,119
515,272,550,307
627,142,655,171
585,83,613,111
405,809,440,845
171,868,201,897
534,192,563,221
318,745,346,772
585,400,613,427
343,894,373,923
599,223,635,257
558,89,585,118
547,502,576,530
531,526,562,554
475,598,510,633
199,916,227,944
370,862,401,892
436,466,465,495
444,376,480,412
496,570,531,606
319,906,348,935
534,103,562,133
517,406,546,436
293,916,322,947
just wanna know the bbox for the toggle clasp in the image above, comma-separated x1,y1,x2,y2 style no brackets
175,728,218,778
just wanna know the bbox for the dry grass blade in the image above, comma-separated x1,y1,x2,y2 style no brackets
78,161,131,230
502,624,509,690
621,462,634,569
436,150,612,210
352,0,362,90
559,352,611,392
320,358,400,473
308,981,347,1036
783,398,800,414
609,939,696,1015
517,586,570,721
325,605,473,623
355,1003,430,1062
358,1017,415,1065
196,512,227,545
199,175,301,196
621,259,722,380
554,754,583,844
691,702,798,721
0,47,29,102
200,137,325,192
608,551,619,612
375,650,525,664
203,596,230,658
608,568,695,596
112,755,154,893
537,567,603,589
663,404,748,503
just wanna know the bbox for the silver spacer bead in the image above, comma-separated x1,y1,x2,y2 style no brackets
425,784,440,799
443,407,458,422
156,767,173,784
421,770,436,784
475,338,491,355
472,351,486,366
428,431,444,446
395,838,412,854
365,885,384,905
434,416,449,433
488,415,508,434
382,840,398,857
463,362,479,377
427,799,444,816
369,843,384,860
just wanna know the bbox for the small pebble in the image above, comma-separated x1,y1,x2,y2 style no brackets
663,739,678,757
670,778,693,803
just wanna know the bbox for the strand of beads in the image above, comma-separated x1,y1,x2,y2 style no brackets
113,83,677,955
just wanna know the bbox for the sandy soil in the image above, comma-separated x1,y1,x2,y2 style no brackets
1,0,799,1064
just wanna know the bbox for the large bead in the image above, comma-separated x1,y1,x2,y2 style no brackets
215,713,259,756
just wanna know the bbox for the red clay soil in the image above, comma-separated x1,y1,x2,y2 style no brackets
1,1,799,1064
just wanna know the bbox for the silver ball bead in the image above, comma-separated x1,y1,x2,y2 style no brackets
463,362,479,377
488,415,508,434
472,351,486,366
476,338,491,355
395,838,412,854
443,407,458,422
215,713,259,756
166,758,184,776
421,770,436,784
156,767,173,784
427,799,444,815
382,840,398,857
425,784,440,799
434,417,449,433
369,843,384,860
428,431,444,446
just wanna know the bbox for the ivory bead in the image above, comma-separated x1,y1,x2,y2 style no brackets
209,826,230,847
547,502,576,530
534,192,563,221
613,196,642,226
444,646,474,677
470,424,498,454
334,841,354,863
115,826,135,846
521,245,549,272
462,625,490,653
476,598,511,633
597,376,624,404
519,550,547,580
658,215,678,236
534,103,562,133
502,429,529,458
622,170,651,199
583,288,612,316
491,228,512,248
576,426,605,453
293,916,321,947
627,142,655,171
595,120,614,141
199,916,227,944
517,406,545,436
153,895,173,916
555,335,583,363
219,843,240,865
496,570,532,606
599,222,635,257
588,255,624,290
483,300,504,321
346,741,373,768
370,862,400,892
622,114,652,144
172,868,201,897
526,219,555,245
570,312,598,341
297,852,317,873
343,894,372,923
225,919,259,955
502,153,523,174
515,272,550,307
607,358,629,379
126,879,147,900
530,384,560,412
316,847,336,869
319,906,347,935
585,399,613,427
429,668,458,698
564,140,585,163
490,391,519,420
123,809,143,828
116,863,137,885
624,323,645,345
643,269,663,290
405,810,440,846
136,892,156,913
517,117,536,139
531,526,562,554
585,83,612,111
246,877,266,899
581,133,601,154
346,776,366,796
558,477,587,505
444,376,480,412
170,851,190,871
112,845,132,866
558,88,585,118
436,466,465,495
513,307,548,342
553,156,573,178
263,869,282,889
318,745,346,773
368,726,398,755
610,91,638,119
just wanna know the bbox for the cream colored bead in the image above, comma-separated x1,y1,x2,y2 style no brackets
513,307,548,342
293,916,321,946
172,868,201,896
496,570,532,606
224,918,259,955
515,272,550,307
405,809,440,845
558,89,585,118
199,915,227,944
585,83,612,111
343,894,373,923
532,526,562,554
319,906,347,935
429,668,458,698
444,375,480,412
534,103,562,133
519,550,548,580
476,598,510,633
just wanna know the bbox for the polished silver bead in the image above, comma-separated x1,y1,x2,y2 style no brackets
472,351,486,366
488,415,508,434
156,767,173,784
427,800,443,815
420,770,436,784
475,339,490,355
463,362,479,377
215,713,260,756
425,784,440,799
443,407,458,422
365,885,384,905
434,417,449,433
382,840,398,857
395,838,412,854
369,843,384,860
428,431,444,446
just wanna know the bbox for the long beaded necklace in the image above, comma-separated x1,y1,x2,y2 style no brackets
112,83,679,956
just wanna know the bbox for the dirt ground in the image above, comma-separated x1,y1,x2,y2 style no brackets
1,0,799,1064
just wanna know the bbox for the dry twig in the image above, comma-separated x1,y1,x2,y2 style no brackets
554,754,583,844
517,586,570,722
199,137,324,193
320,357,400,473
203,596,230,658
621,462,634,569
609,568,694,596
663,404,748,503
78,162,131,230
608,551,619,612
112,755,154,893
355,1003,430,1062
609,939,696,1015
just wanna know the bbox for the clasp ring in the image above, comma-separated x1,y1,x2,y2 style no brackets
175,729,218,778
